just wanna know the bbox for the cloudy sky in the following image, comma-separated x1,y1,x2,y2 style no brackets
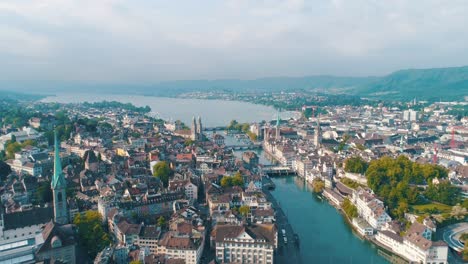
1,0,468,82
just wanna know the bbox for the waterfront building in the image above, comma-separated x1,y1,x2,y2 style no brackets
375,222,448,264
212,224,277,264
352,217,374,236
157,229,205,264
212,133,225,146
242,151,259,169
352,187,391,230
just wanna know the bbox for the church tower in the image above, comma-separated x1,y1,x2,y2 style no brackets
52,130,68,224
191,116,198,140
197,116,203,135
197,116,203,140
314,116,322,148
275,112,280,140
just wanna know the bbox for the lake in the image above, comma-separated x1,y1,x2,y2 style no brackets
41,94,299,127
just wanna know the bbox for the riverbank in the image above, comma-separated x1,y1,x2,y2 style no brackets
315,180,409,263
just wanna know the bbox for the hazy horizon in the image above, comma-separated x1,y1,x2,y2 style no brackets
1,0,468,83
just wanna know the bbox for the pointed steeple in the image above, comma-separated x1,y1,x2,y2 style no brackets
275,111,280,140
51,129,68,224
52,130,66,189
276,112,280,127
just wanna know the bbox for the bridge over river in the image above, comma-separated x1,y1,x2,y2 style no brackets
262,165,296,176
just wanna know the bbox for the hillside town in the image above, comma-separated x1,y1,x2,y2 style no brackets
0,98,467,264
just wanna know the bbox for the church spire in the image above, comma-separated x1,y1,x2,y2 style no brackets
51,129,68,224
52,130,66,189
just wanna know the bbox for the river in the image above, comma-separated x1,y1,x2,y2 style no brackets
41,94,298,127
270,177,389,263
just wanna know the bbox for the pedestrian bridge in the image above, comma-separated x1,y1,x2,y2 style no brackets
227,144,262,150
263,166,296,176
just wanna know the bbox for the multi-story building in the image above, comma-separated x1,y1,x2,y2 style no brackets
168,179,198,201
213,224,277,264
136,225,161,254
35,221,77,264
376,222,448,263
212,133,225,146
352,188,391,230
157,230,204,264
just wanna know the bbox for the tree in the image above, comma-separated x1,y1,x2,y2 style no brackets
220,173,244,188
227,120,239,130
220,176,232,188
5,141,21,159
232,172,244,187
153,161,171,187
73,211,110,258
344,156,368,174
239,205,250,217
36,180,53,204
365,155,454,215
450,204,467,220
241,123,250,133
157,216,167,228
0,161,11,182
424,181,461,206
312,179,325,193
395,201,409,220
184,139,195,146
342,198,358,218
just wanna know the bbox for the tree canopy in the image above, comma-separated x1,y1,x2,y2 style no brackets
344,156,368,174
73,211,110,258
220,172,244,188
342,198,358,218
365,155,458,219
239,205,250,217
36,180,53,204
153,161,171,187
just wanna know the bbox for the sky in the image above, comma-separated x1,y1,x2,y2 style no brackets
1,0,468,83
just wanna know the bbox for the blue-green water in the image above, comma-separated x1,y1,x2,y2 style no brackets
271,177,389,264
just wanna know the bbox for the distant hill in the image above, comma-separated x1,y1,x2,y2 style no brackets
142,76,378,95
1,66,467,102
356,66,468,101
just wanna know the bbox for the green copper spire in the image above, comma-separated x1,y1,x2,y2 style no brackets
52,130,66,189
276,112,280,127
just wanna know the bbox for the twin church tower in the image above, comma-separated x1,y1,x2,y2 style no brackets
191,116,203,141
